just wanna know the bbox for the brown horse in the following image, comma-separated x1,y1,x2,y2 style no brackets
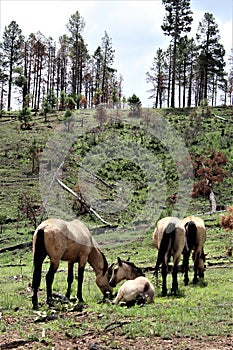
109,257,145,287
31,218,113,309
113,276,155,306
153,216,185,296
182,215,206,285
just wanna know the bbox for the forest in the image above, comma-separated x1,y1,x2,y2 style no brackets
0,0,233,112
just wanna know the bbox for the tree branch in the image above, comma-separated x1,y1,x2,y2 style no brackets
56,177,114,226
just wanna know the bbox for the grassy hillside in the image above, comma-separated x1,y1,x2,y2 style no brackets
0,106,232,239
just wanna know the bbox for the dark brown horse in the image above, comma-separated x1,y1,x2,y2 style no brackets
182,215,206,285
109,257,145,287
153,216,185,296
32,218,113,309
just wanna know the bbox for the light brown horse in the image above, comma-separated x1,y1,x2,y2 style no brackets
182,215,206,285
153,216,185,296
31,218,113,309
113,276,155,306
109,257,145,287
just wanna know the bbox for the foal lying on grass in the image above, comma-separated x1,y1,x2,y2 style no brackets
113,276,155,306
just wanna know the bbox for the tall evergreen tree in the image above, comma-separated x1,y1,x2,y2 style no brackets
57,35,70,95
28,32,47,110
161,0,193,107
228,49,233,105
195,12,226,105
100,31,115,103
66,11,87,108
146,48,167,108
176,36,197,107
0,47,9,110
1,21,24,110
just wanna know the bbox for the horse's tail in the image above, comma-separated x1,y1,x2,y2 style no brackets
185,221,197,251
32,228,47,309
33,228,47,265
155,222,176,274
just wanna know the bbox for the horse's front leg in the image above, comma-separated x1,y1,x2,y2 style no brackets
66,261,74,299
77,265,85,303
46,261,59,306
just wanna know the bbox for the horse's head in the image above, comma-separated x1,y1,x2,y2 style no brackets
109,257,145,287
196,249,206,278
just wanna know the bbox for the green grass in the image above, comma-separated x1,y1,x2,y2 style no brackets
0,223,232,346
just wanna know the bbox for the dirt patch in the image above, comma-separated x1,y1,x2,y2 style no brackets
0,315,232,350
1,332,232,349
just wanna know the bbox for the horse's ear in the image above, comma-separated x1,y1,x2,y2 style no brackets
109,263,114,269
117,257,122,266
127,257,130,261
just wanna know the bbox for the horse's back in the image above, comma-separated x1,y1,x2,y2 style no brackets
182,216,206,247
34,218,93,262
153,216,185,251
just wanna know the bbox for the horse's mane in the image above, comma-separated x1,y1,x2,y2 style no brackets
100,251,109,276
121,260,144,275
121,260,138,268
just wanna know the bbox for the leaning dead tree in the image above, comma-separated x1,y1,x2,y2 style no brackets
40,161,114,226
56,177,113,226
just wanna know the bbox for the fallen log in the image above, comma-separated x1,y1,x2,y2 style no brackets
0,241,32,254
0,338,37,349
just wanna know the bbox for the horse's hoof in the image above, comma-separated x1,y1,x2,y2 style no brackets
73,303,84,312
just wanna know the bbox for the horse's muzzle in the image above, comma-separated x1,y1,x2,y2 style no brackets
109,280,116,288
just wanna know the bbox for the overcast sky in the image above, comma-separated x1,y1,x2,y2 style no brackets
0,0,232,107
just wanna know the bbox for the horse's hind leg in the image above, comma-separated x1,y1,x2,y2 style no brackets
161,262,168,296
65,261,74,300
193,251,200,284
46,261,59,306
182,250,190,286
171,259,179,295
32,253,47,310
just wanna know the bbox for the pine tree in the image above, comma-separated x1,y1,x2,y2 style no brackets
227,49,233,105
100,31,115,104
57,35,70,94
161,0,193,107
1,21,24,110
195,12,226,105
176,36,197,107
66,11,87,108
146,48,167,108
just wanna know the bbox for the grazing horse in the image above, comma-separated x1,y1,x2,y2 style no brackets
153,216,185,296
31,218,113,309
109,257,145,287
182,216,206,285
113,276,154,306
